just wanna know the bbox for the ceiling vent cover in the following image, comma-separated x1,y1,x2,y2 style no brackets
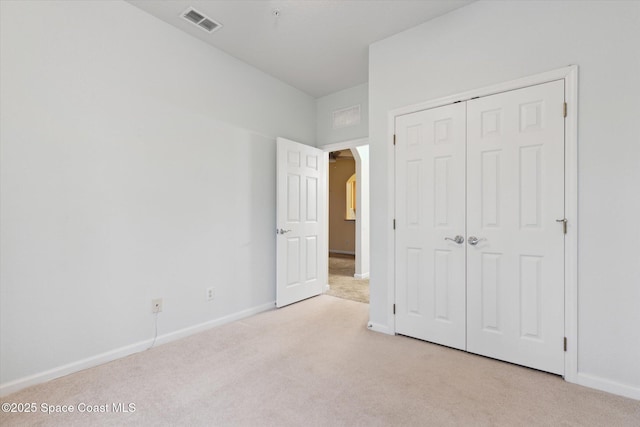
181,7,222,33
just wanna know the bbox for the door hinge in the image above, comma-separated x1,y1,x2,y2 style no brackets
563,102,567,118
393,219,396,230
393,304,396,314
393,134,396,145
564,337,567,352
556,218,567,234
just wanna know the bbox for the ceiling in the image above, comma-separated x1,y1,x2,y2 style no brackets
127,0,474,98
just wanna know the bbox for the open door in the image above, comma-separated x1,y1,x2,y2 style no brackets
276,137,326,308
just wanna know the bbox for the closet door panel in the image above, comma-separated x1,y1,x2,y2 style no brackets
466,80,565,375
395,103,466,350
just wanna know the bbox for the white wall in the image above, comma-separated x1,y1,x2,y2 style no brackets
0,0,316,392
368,0,640,398
316,83,368,146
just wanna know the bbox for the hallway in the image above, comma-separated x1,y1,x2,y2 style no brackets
326,253,369,304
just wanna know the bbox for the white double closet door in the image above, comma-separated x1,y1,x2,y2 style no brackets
395,80,565,375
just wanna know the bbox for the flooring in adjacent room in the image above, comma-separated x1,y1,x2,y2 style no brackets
326,253,369,304
1,296,638,426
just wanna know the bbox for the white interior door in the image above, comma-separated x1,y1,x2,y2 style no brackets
276,137,326,308
395,103,467,350
466,80,565,374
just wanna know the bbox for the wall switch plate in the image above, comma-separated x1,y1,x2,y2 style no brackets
152,298,163,313
206,287,215,301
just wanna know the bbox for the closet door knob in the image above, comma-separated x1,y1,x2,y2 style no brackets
444,235,464,244
468,236,486,246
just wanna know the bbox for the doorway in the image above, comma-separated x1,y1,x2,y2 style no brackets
322,140,369,304
327,149,368,303
275,137,369,308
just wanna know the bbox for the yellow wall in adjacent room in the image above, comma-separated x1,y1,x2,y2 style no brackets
329,157,356,253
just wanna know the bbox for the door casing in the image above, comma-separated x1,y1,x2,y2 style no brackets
384,65,578,382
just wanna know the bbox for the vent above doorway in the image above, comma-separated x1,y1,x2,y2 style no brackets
332,104,361,129
181,7,222,33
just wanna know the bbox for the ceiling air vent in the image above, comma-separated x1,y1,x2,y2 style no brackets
181,7,222,34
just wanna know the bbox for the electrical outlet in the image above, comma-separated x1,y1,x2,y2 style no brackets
152,298,163,313
206,287,215,301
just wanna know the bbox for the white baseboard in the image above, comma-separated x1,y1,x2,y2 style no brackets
329,250,355,255
572,372,640,400
367,321,394,335
354,272,369,279
151,301,275,347
0,301,275,397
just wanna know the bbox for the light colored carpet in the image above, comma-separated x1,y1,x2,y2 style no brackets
1,296,638,426
327,254,369,303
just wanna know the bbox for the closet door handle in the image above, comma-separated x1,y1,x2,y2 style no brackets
444,235,464,244
468,236,486,246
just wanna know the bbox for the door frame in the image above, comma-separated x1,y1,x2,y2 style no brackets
386,65,578,381
320,138,369,290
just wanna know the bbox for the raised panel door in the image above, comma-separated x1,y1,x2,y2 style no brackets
276,138,326,308
466,80,565,374
395,103,467,350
